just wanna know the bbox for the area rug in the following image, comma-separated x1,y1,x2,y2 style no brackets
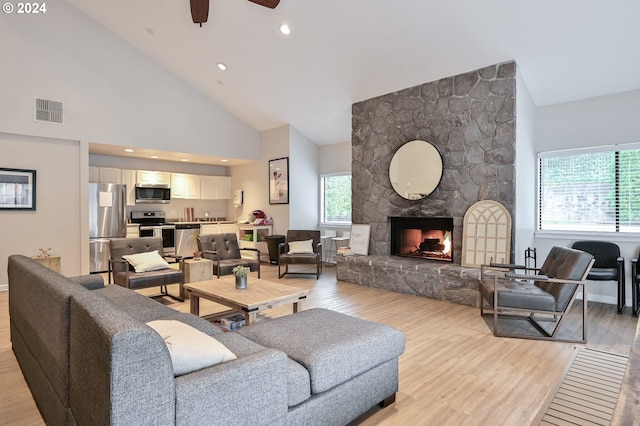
537,347,629,426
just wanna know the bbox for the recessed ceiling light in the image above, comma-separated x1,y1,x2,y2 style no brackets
150,155,159,159
280,24,291,35
217,63,227,71
124,148,134,153
181,159,189,162
221,159,228,162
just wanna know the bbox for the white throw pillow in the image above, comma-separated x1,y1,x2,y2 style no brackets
146,320,237,376
122,250,171,273
288,239,314,254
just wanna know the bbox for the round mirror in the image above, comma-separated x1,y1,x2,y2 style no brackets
389,140,443,200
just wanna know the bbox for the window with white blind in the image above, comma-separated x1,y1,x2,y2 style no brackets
320,173,352,224
538,145,640,232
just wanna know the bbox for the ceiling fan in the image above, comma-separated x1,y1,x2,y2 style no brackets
190,0,280,27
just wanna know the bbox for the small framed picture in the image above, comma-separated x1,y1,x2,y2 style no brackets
0,167,36,210
269,157,289,205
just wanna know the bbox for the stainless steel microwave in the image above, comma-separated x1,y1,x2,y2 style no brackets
135,184,171,204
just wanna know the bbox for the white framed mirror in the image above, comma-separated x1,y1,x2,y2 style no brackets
389,140,443,200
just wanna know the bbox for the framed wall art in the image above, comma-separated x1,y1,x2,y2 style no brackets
0,167,36,210
269,157,289,205
349,224,371,255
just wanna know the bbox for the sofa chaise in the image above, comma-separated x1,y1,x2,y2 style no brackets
7,255,405,425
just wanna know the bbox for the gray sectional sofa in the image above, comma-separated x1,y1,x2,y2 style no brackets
8,255,405,425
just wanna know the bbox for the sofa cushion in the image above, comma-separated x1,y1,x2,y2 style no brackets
214,332,311,406
96,284,178,322
122,250,171,272
287,239,314,254
239,308,405,394
146,320,237,376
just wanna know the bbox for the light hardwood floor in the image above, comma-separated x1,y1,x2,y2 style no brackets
1,264,637,425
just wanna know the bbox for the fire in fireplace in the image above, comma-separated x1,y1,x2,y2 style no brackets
389,216,453,262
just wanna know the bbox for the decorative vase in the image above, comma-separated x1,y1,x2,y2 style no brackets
235,275,247,289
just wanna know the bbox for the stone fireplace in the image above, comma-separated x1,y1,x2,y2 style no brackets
351,61,516,264
340,61,517,307
389,217,453,262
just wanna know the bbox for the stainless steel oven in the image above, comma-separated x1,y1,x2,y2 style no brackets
131,211,176,258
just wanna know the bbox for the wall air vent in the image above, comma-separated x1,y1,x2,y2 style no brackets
34,98,63,124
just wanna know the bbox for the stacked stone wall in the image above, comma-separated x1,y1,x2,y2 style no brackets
351,61,517,262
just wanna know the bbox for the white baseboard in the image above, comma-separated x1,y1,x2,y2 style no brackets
0,284,8,292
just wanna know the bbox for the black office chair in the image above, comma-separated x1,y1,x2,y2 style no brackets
630,252,640,316
572,241,625,314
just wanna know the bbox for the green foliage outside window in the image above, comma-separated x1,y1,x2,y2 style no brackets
322,174,351,223
539,148,640,231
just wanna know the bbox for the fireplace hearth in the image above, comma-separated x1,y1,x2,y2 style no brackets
389,217,454,262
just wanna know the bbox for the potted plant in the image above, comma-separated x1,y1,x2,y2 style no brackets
190,231,201,260
232,265,250,289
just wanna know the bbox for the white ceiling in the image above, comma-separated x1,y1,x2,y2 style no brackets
68,0,640,150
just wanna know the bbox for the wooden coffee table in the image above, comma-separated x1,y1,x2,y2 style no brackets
183,276,310,326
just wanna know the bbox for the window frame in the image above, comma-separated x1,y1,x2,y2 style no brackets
537,142,640,236
319,172,352,226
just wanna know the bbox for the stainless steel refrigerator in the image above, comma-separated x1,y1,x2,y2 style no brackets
89,183,127,273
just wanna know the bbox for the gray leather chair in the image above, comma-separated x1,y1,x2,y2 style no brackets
278,230,322,279
108,237,184,301
197,233,260,278
479,246,595,343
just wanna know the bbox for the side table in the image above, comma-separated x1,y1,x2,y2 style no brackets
32,256,61,273
182,258,213,283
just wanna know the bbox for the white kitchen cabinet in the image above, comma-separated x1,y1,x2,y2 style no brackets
219,223,238,234
171,174,187,198
126,224,140,238
171,173,201,199
214,176,231,199
121,169,137,205
99,167,122,184
137,170,171,185
200,176,216,199
186,175,201,199
89,166,100,183
238,224,271,262
200,223,238,236
200,175,231,200
90,166,122,184
200,224,218,235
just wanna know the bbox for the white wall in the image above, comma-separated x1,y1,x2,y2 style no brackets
534,89,640,307
0,0,259,160
230,126,290,235
318,141,352,239
289,127,319,229
0,133,86,287
536,89,640,152
514,70,536,264
319,141,351,174
0,1,263,284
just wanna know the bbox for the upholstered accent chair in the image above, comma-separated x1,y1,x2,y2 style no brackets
572,241,625,314
479,246,595,343
278,230,322,279
109,236,185,301
197,233,260,278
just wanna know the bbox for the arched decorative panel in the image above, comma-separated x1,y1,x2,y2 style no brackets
461,200,511,267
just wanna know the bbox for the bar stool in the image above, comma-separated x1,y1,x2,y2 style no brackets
321,230,336,264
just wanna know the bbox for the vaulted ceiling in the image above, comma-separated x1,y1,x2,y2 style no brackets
68,0,640,146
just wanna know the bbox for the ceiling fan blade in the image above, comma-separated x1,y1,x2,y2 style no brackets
190,0,209,24
247,0,280,9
